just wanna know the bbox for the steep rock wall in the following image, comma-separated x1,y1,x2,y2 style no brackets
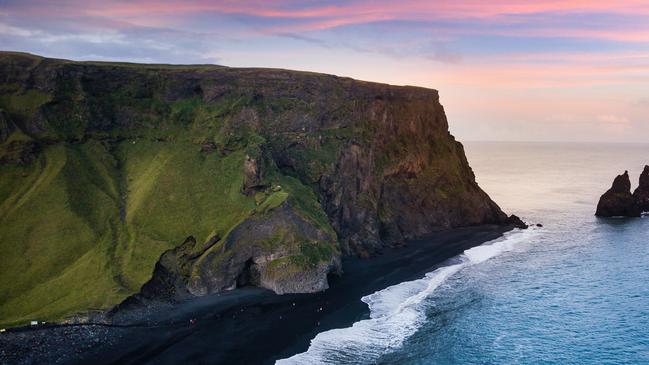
0,52,519,324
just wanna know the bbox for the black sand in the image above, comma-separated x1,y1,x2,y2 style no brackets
0,225,513,365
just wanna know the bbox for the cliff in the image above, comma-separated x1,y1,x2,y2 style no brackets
0,52,520,325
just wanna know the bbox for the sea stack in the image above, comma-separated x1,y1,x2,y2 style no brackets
595,171,641,217
633,165,649,213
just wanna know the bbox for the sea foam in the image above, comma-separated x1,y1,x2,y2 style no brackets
276,228,538,365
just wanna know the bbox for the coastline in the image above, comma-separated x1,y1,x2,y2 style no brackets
0,224,513,365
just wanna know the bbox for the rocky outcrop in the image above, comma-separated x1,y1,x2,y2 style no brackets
0,140,39,165
0,52,524,320
136,236,215,302
188,201,341,295
0,110,38,165
596,171,641,217
633,165,649,213
126,200,341,305
0,110,14,143
0,52,521,254
242,154,268,195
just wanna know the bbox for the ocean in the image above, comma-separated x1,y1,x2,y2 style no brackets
278,142,649,364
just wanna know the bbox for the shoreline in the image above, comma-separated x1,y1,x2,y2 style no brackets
0,224,514,365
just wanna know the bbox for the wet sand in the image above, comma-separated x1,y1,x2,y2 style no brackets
0,224,513,365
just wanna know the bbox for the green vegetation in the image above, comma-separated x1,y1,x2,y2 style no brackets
255,190,289,214
0,53,344,327
0,134,270,326
294,240,339,268
0,90,51,118
0,143,123,326
0,53,501,329
278,175,336,237
0,122,339,327
0,136,274,326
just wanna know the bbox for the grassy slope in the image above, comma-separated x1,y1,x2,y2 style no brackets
0,134,338,327
0,143,122,325
0,139,240,325
0,56,342,326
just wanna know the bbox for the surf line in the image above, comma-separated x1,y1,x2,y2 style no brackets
277,228,539,365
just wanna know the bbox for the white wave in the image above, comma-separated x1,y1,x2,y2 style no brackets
276,228,538,365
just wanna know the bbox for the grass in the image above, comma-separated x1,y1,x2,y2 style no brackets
0,90,51,118
255,191,289,214
293,240,338,268
0,131,340,327
0,54,344,326
278,175,337,238
0,144,121,327
0,135,254,325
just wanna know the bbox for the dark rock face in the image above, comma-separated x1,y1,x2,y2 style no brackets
242,154,268,195
0,110,14,143
0,140,40,165
506,214,529,229
633,165,649,213
596,171,641,217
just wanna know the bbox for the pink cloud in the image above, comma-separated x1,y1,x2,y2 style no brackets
7,0,649,37
59,1,649,19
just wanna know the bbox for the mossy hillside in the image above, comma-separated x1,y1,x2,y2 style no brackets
0,52,503,324
277,175,336,239
250,152,337,239
0,143,124,327
255,191,289,214
0,129,340,327
0,90,51,118
0,64,354,303
0,61,293,317
112,139,261,291
186,168,340,288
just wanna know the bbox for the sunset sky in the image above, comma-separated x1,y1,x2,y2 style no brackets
1,0,649,142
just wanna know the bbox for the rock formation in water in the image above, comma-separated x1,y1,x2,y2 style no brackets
0,52,523,323
633,165,649,213
596,171,641,217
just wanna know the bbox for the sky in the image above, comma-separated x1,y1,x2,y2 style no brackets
1,0,649,143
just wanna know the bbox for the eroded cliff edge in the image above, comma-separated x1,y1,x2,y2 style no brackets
0,52,522,324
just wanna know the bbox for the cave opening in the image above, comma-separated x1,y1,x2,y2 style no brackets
236,258,260,287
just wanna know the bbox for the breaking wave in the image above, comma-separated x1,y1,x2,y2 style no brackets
276,229,538,365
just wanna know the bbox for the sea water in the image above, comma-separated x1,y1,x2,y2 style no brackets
278,142,649,364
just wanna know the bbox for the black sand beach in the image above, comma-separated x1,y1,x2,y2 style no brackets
0,225,513,365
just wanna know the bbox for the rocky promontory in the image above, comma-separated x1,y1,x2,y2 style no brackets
0,52,523,326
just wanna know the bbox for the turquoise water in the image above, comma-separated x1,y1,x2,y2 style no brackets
280,142,649,364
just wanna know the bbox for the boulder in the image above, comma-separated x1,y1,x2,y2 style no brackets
507,214,529,229
595,171,641,217
241,154,268,195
